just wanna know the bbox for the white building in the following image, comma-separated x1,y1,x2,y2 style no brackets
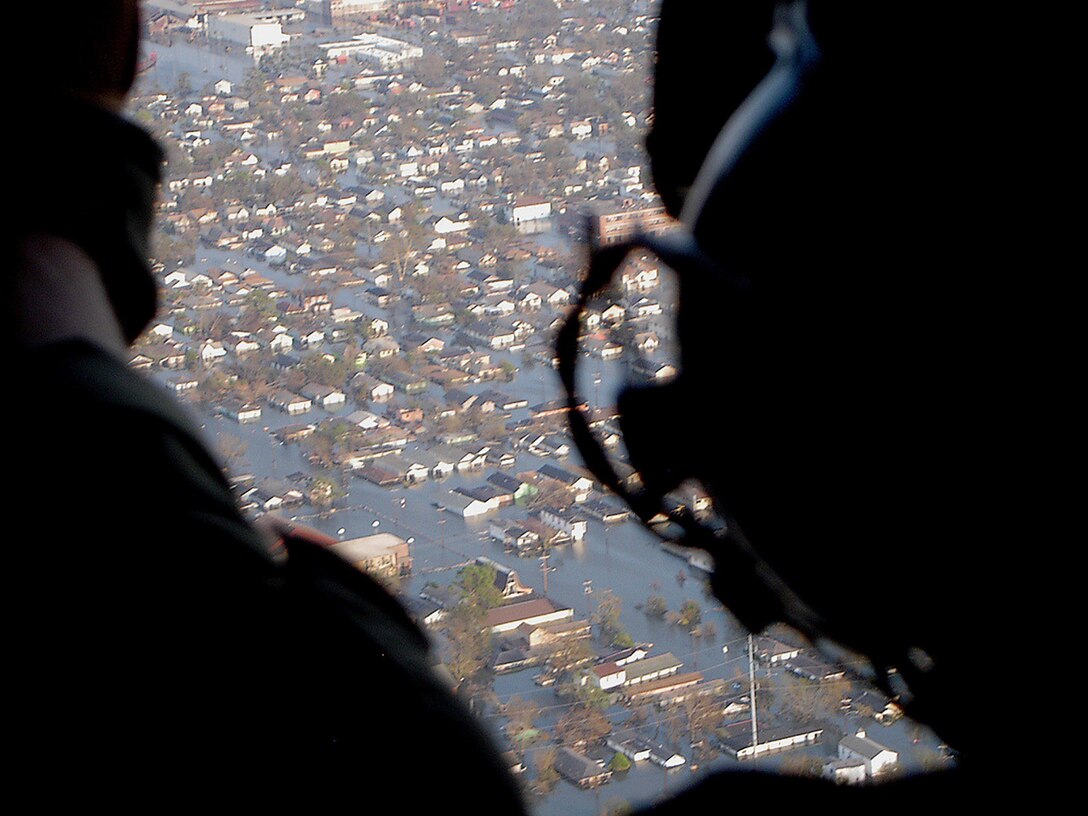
443,491,493,519
207,14,290,54
623,653,682,686
509,196,551,225
822,759,869,785
320,32,423,68
589,662,626,691
433,215,474,235
725,724,825,761
484,598,574,634
233,403,262,424
838,731,899,778
200,340,227,363
538,507,589,541
320,0,394,23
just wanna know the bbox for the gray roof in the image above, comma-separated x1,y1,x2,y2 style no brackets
555,747,609,782
840,733,895,760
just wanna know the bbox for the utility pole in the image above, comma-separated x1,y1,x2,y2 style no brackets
748,633,759,759
540,548,549,595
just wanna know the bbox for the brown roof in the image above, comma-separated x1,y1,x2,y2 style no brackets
592,661,623,677
485,598,563,628
514,195,549,208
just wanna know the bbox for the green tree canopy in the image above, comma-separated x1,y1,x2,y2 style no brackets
610,752,632,772
456,563,504,609
678,600,702,630
442,601,490,682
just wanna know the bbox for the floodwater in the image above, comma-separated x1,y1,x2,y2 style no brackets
148,117,941,816
138,38,253,92
176,348,943,814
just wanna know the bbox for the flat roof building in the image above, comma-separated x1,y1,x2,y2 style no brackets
207,13,290,54
594,202,672,245
329,533,412,578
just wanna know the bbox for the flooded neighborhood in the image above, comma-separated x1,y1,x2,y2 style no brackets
122,2,951,811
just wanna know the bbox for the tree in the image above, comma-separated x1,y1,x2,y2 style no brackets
245,289,278,319
773,673,843,723
476,412,509,442
778,754,825,778
609,752,631,772
309,476,344,508
151,231,195,268
683,693,722,759
677,599,702,631
545,635,595,674
381,204,428,282
532,746,560,795
575,684,613,712
415,52,448,88
301,351,352,388
442,601,491,683
645,594,668,618
612,630,634,649
456,562,504,609
504,695,542,736
592,589,624,645
196,367,233,405
527,478,575,510
556,703,611,748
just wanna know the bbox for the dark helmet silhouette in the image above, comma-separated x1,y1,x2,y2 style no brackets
562,1,1028,768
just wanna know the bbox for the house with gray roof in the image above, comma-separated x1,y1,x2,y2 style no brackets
554,747,611,789
838,730,899,777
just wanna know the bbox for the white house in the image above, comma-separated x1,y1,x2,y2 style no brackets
838,731,899,778
433,215,474,235
303,385,346,411
822,759,869,785
352,374,394,403
537,506,589,539
606,734,653,763
589,662,626,691
649,746,686,769
269,332,294,354
264,244,288,264
346,410,385,430
630,297,662,318
200,340,227,363
570,119,593,139
164,269,190,288
269,391,311,415
231,336,261,355
443,490,494,519
509,196,551,225
220,401,262,424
